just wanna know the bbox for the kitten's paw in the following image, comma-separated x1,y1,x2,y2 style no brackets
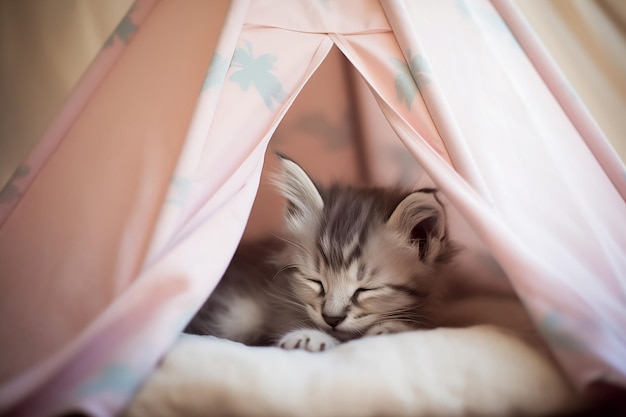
278,329,340,352
365,322,413,337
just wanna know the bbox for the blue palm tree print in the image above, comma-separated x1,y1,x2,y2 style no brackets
202,53,230,91
77,363,137,396
103,6,137,48
0,165,29,204
455,0,507,31
229,42,286,112
392,52,431,110
537,310,584,351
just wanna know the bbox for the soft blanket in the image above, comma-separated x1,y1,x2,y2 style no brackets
123,298,578,417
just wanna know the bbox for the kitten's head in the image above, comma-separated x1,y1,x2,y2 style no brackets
273,155,458,340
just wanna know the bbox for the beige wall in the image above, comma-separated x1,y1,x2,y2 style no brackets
0,1,624,189
0,0,133,187
514,0,626,162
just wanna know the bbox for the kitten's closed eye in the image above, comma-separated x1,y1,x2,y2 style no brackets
306,279,325,296
351,287,379,303
351,286,426,304
307,280,380,303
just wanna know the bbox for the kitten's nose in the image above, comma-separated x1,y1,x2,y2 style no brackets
322,313,346,328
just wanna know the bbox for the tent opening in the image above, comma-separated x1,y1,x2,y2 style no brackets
240,45,515,300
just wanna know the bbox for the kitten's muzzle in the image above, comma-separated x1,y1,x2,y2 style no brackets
322,313,346,328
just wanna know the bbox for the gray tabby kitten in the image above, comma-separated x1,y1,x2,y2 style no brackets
185,155,459,352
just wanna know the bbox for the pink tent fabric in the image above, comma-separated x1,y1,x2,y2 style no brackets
0,1,624,415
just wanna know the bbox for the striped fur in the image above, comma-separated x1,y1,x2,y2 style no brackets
186,156,459,350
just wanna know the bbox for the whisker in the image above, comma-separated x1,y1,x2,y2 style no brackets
375,317,436,329
266,294,307,312
271,263,299,281
273,234,312,257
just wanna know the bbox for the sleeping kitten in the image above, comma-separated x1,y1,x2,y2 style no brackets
185,154,459,351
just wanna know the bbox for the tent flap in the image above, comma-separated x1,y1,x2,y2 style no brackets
0,0,624,415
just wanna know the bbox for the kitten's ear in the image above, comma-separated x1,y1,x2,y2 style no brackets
388,190,449,263
273,154,324,227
